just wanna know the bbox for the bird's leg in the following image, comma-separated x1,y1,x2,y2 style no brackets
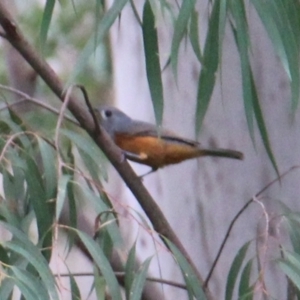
122,151,158,178
139,167,158,179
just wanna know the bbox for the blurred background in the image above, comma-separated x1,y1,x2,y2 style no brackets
0,0,300,299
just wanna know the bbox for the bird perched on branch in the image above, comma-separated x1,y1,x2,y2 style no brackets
95,106,243,173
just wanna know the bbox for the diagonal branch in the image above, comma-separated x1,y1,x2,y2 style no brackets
0,4,212,298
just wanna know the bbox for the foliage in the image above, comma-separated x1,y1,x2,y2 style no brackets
0,0,300,299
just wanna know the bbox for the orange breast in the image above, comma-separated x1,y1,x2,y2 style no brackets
115,133,202,169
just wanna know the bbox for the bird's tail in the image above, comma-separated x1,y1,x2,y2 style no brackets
200,148,244,160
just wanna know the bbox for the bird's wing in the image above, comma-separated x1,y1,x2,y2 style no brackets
125,120,200,148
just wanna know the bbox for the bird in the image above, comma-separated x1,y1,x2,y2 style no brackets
94,105,243,173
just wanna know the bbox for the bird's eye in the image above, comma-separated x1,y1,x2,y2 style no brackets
105,110,112,117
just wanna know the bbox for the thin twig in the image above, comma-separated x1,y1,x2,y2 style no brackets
55,271,187,290
77,84,101,135
0,84,78,125
204,165,300,288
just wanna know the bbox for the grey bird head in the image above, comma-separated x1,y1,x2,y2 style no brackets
94,105,133,138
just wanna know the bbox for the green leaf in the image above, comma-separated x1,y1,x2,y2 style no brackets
1,222,59,300
11,277,39,300
285,214,300,254
0,120,11,135
228,3,279,175
269,0,300,112
0,277,14,300
61,129,107,181
250,0,289,77
76,181,123,248
196,0,221,132
142,0,164,126
129,257,152,300
163,237,206,300
278,251,300,291
68,0,129,85
76,230,122,300
2,167,25,210
11,266,50,300
94,273,106,300
125,242,137,299
189,9,203,64
238,259,253,300
56,174,70,220
0,244,10,265
40,0,56,52
69,270,81,300
251,0,300,111
37,138,57,200
23,155,53,261
0,201,20,227
218,0,227,62
250,73,279,176
230,0,255,143
225,241,251,300
171,0,196,75
67,180,77,229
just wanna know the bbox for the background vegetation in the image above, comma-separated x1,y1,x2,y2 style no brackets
0,0,299,299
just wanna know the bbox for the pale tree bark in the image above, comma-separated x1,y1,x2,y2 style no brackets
108,1,300,299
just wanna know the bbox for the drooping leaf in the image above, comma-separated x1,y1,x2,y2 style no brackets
278,251,300,291
125,242,137,299
196,0,222,132
189,9,203,64
56,174,70,220
11,266,50,300
37,138,57,200
225,241,251,300
218,0,227,63
163,237,206,300
68,0,129,85
76,181,123,248
142,0,164,126
0,277,15,300
238,259,253,300
23,155,53,261
171,0,196,75
68,269,81,300
76,230,122,300
61,129,107,181
129,257,152,300
230,0,255,143
94,273,106,300
251,0,300,112
1,222,59,300
40,0,56,52
250,72,279,176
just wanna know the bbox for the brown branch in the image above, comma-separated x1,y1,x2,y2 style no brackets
204,165,300,288
0,4,212,298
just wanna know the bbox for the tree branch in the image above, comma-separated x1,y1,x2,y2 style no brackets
0,4,212,298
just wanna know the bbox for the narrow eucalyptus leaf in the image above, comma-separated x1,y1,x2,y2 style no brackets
129,257,152,300
40,0,56,52
196,0,221,132
225,241,251,300
171,0,196,74
76,230,122,300
142,0,164,126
